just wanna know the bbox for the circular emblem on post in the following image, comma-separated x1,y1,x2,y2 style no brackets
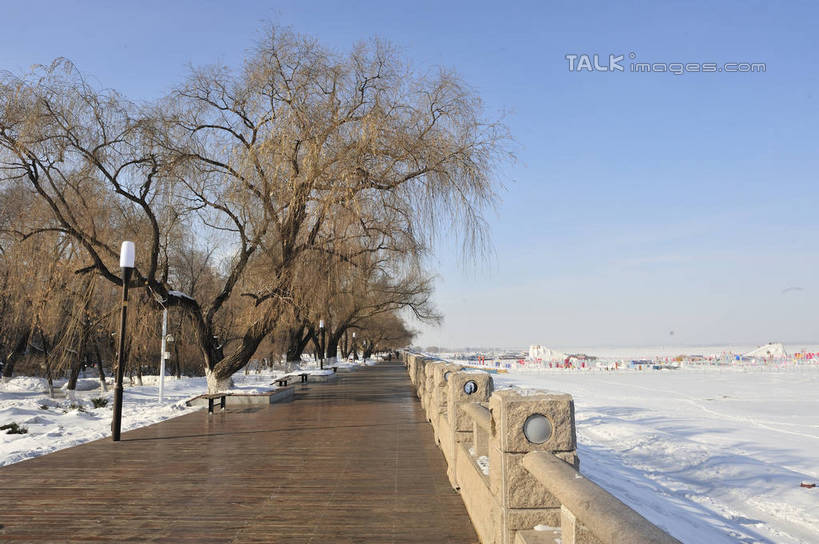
523,414,552,444
444,371,452,382
463,380,478,395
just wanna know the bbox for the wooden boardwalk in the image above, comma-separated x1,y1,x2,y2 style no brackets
0,361,478,543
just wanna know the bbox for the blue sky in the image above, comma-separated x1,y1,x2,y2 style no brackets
3,1,818,348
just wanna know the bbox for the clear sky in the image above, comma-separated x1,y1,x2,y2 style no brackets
3,1,817,348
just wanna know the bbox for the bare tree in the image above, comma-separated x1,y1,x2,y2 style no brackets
0,26,508,392
160,27,505,389
357,312,415,358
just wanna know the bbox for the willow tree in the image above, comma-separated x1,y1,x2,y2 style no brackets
0,27,507,392
0,57,200,386
356,312,415,359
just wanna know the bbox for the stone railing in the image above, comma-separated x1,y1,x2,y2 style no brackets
400,351,681,544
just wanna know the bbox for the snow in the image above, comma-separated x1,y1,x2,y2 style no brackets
59,378,101,392
166,289,195,301
0,376,50,393
476,455,490,475
493,366,819,544
0,369,282,467
333,358,376,369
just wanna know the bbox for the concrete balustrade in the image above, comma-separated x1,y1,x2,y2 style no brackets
445,368,493,488
398,350,681,544
489,389,579,543
430,362,461,443
461,402,490,457
521,452,680,544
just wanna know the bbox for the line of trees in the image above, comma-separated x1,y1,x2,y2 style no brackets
0,26,507,393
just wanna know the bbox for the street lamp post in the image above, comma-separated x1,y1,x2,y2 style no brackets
158,304,168,403
319,319,326,370
157,308,175,403
112,241,135,442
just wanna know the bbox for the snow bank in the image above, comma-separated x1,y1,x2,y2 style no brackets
0,369,283,468
59,378,101,392
0,376,49,394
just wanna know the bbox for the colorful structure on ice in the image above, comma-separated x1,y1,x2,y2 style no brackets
742,342,787,360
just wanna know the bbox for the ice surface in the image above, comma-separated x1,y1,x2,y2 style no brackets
494,367,819,544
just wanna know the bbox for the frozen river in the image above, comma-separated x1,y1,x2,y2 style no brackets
494,367,819,543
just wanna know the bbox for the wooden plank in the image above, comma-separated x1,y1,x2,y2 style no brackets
0,361,479,543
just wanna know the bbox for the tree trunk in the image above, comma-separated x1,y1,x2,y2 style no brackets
67,281,93,393
285,326,304,365
191,297,285,392
67,323,89,393
93,342,107,392
173,339,181,378
205,367,234,392
2,329,30,381
340,331,349,359
325,334,340,365
66,356,82,395
41,335,55,399
206,330,267,393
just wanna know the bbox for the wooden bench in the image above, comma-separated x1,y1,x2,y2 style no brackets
274,372,309,387
202,393,228,414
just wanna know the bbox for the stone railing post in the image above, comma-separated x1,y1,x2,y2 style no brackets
446,370,494,489
406,354,418,386
415,357,428,400
489,389,578,544
427,362,460,441
423,360,438,420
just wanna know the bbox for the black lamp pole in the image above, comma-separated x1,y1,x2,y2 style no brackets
112,241,135,442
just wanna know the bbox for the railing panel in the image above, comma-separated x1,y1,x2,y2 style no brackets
522,452,680,544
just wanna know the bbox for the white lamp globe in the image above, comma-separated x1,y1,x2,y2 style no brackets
119,241,135,268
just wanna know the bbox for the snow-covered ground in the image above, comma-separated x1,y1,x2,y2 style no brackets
493,367,819,544
0,369,288,467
